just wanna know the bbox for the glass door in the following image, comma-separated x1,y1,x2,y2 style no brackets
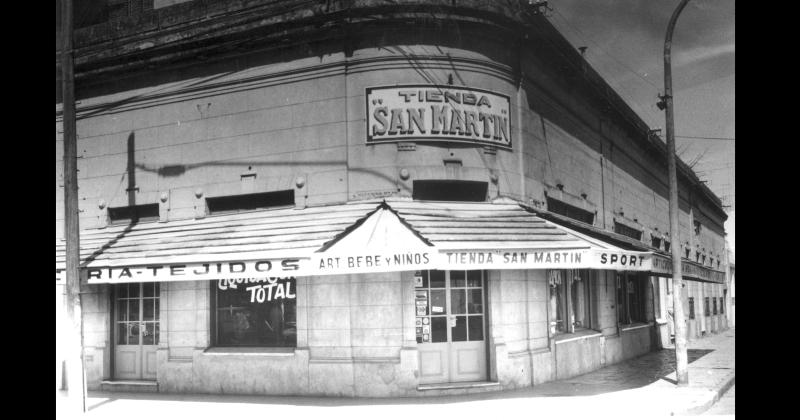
416,270,487,384
114,283,160,380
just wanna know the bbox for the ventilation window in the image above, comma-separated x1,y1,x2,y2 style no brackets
613,221,642,241
207,190,295,215
108,203,159,225
651,236,662,250
546,197,594,225
412,180,488,202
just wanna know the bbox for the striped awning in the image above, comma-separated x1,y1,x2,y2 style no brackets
56,199,659,284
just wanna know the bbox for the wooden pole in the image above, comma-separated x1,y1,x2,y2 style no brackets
61,0,87,411
664,0,691,386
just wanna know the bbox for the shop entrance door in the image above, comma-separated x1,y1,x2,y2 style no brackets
113,283,160,380
416,270,487,384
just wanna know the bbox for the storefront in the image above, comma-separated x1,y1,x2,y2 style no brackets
56,199,682,396
56,0,729,397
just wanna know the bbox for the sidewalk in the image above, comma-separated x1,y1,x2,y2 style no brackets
57,328,734,419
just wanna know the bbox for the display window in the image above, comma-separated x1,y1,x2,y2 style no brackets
549,269,594,335
212,277,297,347
616,273,647,325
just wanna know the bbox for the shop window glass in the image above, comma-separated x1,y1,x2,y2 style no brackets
415,270,485,344
617,273,647,324
550,269,593,334
546,196,595,225
213,277,297,347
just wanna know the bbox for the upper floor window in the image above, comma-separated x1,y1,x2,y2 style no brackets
546,197,594,225
207,190,294,215
651,236,662,250
412,180,487,202
613,221,642,241
664,241,671,253
108,203,159,225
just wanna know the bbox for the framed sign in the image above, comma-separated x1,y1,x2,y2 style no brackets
366,85,512,149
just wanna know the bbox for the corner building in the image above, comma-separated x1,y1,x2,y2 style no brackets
56,0,730,397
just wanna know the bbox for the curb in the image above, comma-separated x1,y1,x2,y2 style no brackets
678,370,735,415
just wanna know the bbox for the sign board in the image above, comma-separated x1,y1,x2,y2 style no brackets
60,258,306,284
366,85,512,149
437,249,588,270
649,254,726,284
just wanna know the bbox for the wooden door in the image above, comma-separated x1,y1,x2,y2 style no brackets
114,283,160,380
417,270,487,384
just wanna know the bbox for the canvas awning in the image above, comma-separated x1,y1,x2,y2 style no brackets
55,202,381,284
57,199,681,284
524,206,726,283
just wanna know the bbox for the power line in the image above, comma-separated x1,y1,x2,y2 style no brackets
550,9,660,90
676,135,735,141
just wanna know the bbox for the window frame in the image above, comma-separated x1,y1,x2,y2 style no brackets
210,278,298,349
108,203,160,225
616,272,647,325
546,196,595,225
549,269,596,336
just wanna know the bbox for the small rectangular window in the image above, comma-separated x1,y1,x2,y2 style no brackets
207,190,295,215
688,297,695,320
704,297,710,316
108,203,159,225
613,221,642,241
713,297,718,315
651,237,662,249
546,197,595,225
412,180,488,202
720,296,725,314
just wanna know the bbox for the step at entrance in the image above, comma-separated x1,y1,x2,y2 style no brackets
417,381,500,396
100,380,158,393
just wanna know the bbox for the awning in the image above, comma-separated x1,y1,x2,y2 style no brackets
56,202,381,284
524,206,726,284
57,199,688,284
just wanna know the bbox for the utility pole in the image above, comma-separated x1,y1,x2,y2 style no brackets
61,0,87,411
663,0,691,386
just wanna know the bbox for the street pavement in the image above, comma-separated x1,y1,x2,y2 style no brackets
56,328,734,419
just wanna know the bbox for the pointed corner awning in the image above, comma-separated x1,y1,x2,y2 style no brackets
522,205,726,284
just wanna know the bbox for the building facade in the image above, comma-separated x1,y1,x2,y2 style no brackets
56,0,729,397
